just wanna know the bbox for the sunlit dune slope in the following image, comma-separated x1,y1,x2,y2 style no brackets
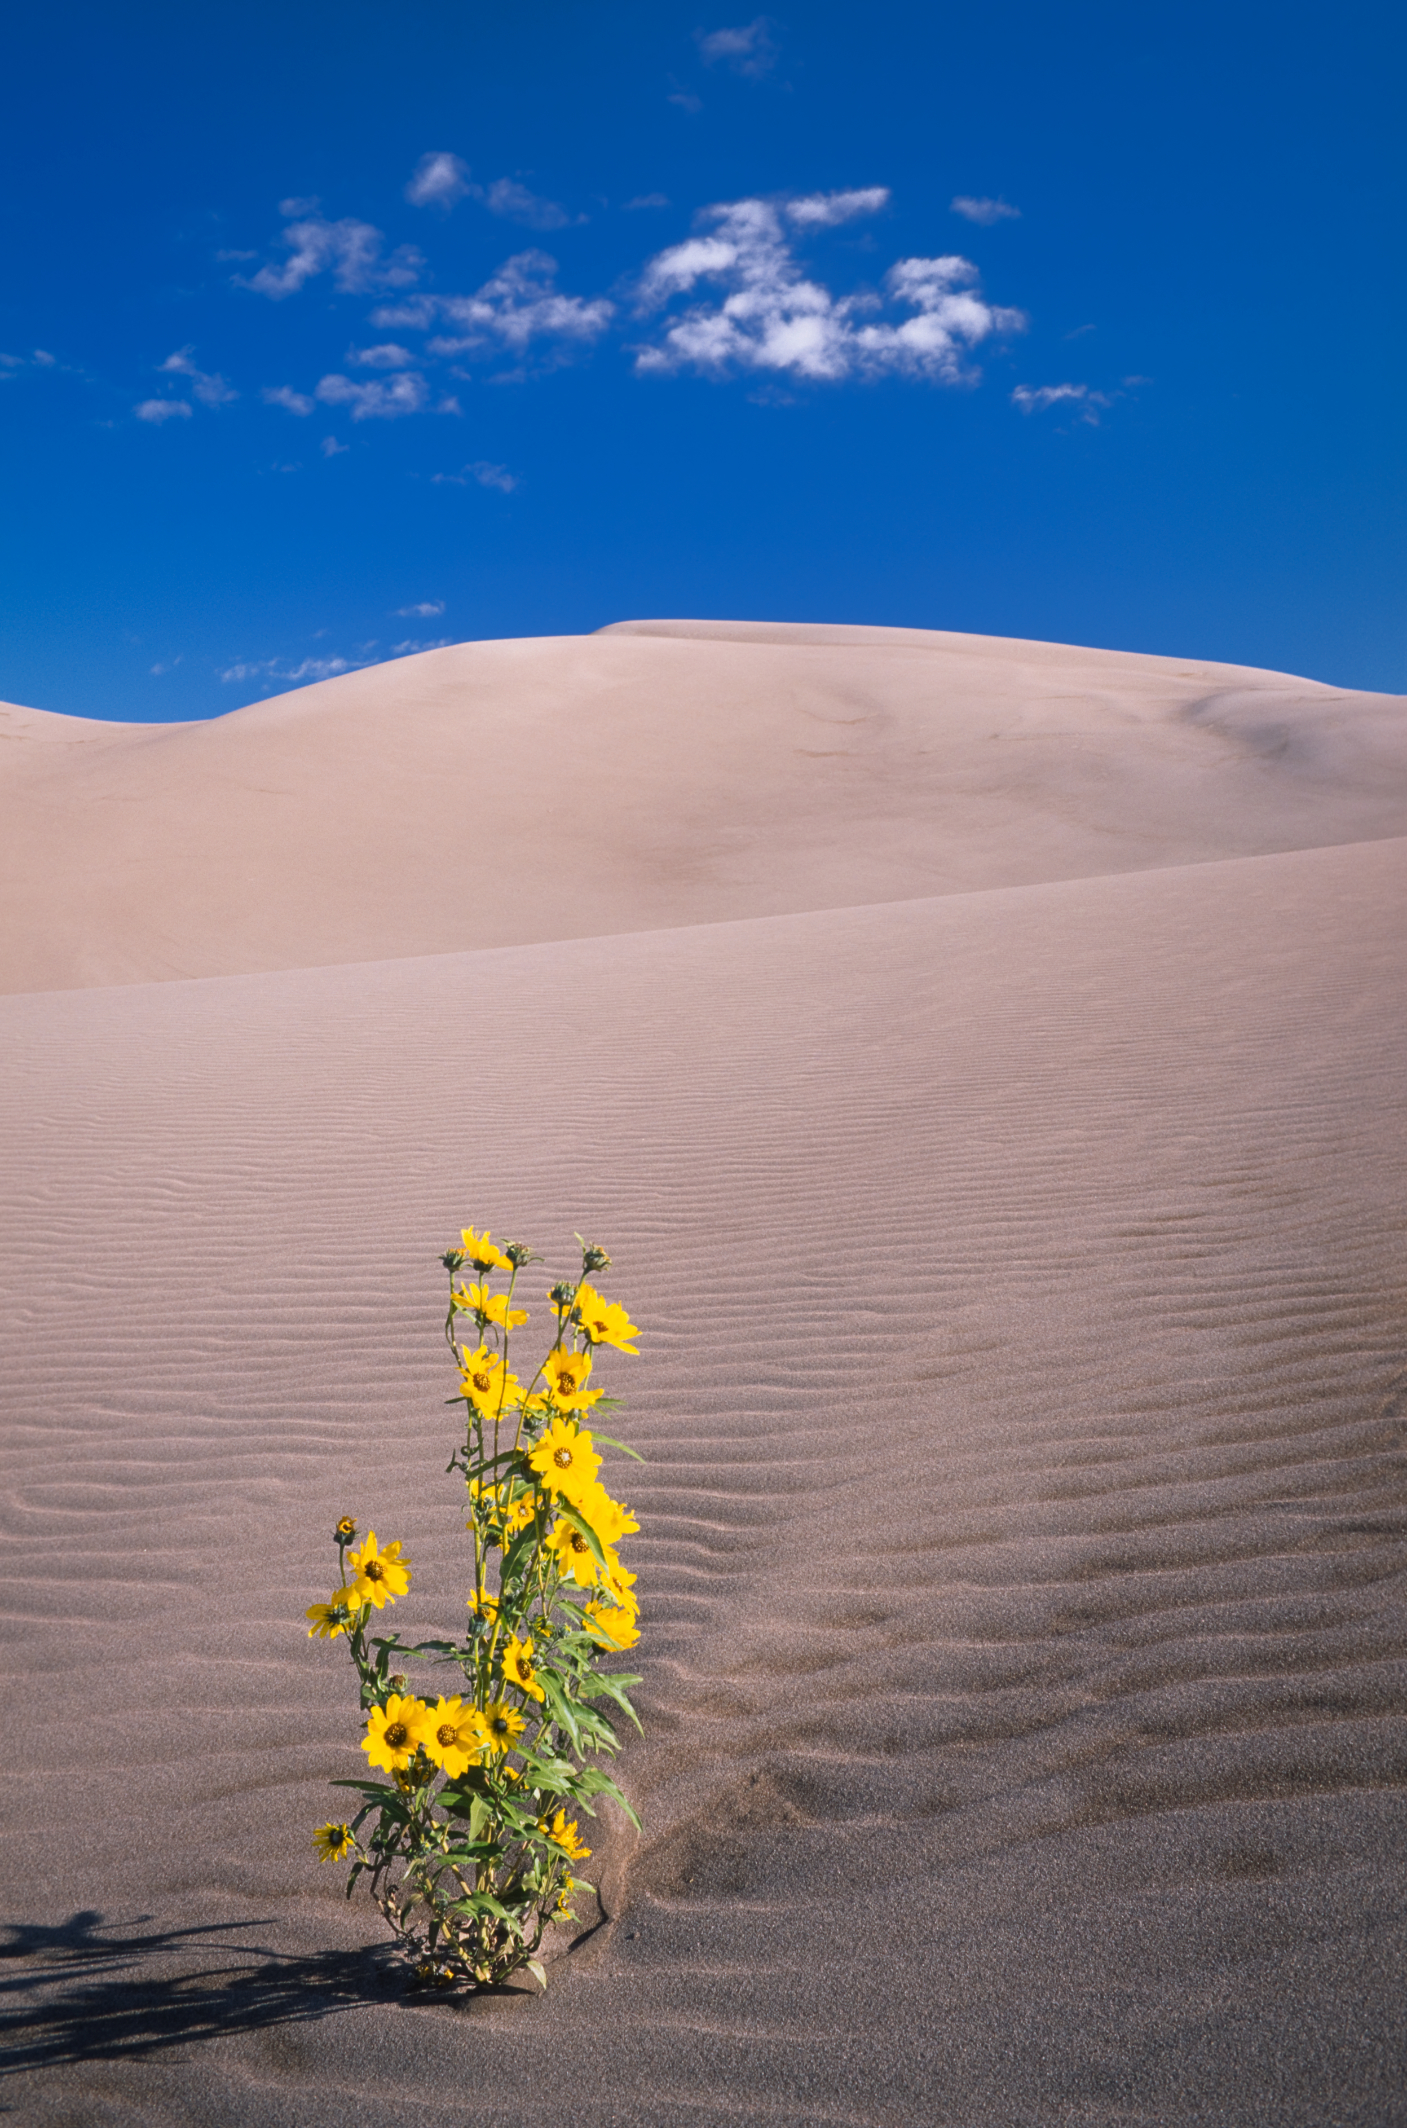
3,620,1404,992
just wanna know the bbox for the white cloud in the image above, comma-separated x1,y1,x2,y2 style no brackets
477,178,580,230
315,371,431,419
431,461,519,491
668,85,704,112
160,346,238,406
391,637,452,655
321,435,349,456
951,196,1021,226
378,252,613,362
696,18,778,76
263,385,316,415
347,343,417,368
239,209,424,299
395,600,446,617
635,197,1024,382
149,657,182,675
624,193,671,210
406,152,472,210
32,349,56,366
1011,382,1112,421
219,654,360,685
785,187,890,228
135,397,193,423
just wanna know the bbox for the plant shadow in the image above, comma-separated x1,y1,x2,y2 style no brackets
0,1908,456,2073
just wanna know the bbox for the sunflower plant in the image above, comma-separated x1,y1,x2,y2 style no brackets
304,1229,644,1991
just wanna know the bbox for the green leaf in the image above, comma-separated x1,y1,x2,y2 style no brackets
526,1959,548,1991
590,1432,645,1463
586,1672,643,1731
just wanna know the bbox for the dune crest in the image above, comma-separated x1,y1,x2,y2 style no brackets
2,624,1403,994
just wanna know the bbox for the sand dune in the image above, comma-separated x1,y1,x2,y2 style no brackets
3,621,1406,993
2,627,1404,2123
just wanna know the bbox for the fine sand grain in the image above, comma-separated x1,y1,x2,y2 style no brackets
1,624,1404,2125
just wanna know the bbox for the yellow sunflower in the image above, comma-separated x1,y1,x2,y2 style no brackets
460,1226,512,1273
312,1822,355,1861
305,1586,364,1640
362,1693,430,1774
574,1283,640,1354
453,1284,529,1331
458,1346,523,1421
538,1348,602,1412
346,1530,411,1609
480,1700,527,1754
575,1480,640,1547
539,1808,591,1861
421,1696,484,1778
528,1417,603,1503
546,1516,612,1589
585,1598,640,1649
466,1585,499,1620
501,1633,547,1703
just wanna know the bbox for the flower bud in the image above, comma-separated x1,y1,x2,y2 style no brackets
502,1240,538,1268
578,1238,612,1274
549,1281,578,1307
335,1516,357,1543
441,1248,465,1272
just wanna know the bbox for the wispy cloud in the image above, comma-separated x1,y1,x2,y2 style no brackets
377,253,613,364
347,343,417,369
476,178,581,231
149,657,182,675
315,371,432,419
635,195,1023,383
321,435,349,456
219,654,359,685
1,348,58,373
696,17,779,77
239,207,424,299
1011,381,1112,421
160,346,238,406
624,193,671,210
394,600,445,617
135,397,193,423
263,385,316,415
431,460,519,491
951,196,1021,226
391,637,452,654
785,187,890,228
667,82,703,112
406,152,472,210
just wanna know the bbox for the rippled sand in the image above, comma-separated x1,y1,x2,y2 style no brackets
2,624,1405,2124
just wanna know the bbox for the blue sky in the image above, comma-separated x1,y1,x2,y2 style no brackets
2,0,1402,722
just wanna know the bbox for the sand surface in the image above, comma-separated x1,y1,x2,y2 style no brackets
2,623,1405,2124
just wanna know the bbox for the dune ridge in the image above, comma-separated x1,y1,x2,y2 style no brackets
2,624,1404,994
1,627,1404,2123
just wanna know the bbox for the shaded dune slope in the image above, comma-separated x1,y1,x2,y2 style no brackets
2,621,1405,993
2,833,1405,2124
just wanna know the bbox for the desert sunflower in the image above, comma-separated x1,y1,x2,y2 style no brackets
305,1586,364,1640
362,1693,430,1774
460,1226,512,1273
346,1529,411,1609
528,1416,602,1502
546,1516,611,1588
458,1346,523,1421
312,1822,355,1861
421,1696,484,1778
501,1633,547,1702
574,1283,640,1354
575,1479,640,1547
585,1598,640,1649
480,1700,526,1754
452,1284,529,1331
540,1808,591,1860
538,1348,602,1412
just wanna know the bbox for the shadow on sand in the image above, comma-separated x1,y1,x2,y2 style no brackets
0,1908,510,2073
